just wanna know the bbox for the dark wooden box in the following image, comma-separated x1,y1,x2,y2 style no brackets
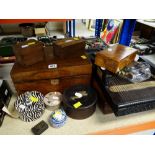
44,45,54,61
53,38,85,58
13,39,45,66
95,44,137,73
10,55,92,95
92,79,112,114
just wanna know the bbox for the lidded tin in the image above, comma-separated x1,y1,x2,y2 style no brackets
44,92,62,111
49,109,67,128
63,84,97,119
14,91,45,122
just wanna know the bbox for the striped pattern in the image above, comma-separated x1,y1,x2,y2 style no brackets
15,91,45,122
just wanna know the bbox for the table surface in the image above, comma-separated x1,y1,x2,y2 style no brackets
1,95,155,135
1,64,155,135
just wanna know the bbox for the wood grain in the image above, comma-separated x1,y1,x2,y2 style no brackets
14,75,91,95
11,56,92,82
13,39,45,66
92,79,113,114
53,38,85,58
95,44,137,73
11,56,92,95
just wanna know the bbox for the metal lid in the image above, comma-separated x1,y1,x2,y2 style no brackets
63,84,97,109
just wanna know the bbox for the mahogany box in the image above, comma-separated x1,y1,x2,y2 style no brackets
53,38,85,58
95,44,137,73
92,78,112,114
10,55,92,95
44,45,54,61
13,39,45,66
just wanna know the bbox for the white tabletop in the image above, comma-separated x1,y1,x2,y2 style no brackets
1,96,155,135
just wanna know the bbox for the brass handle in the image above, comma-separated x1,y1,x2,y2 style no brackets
51,79,59,85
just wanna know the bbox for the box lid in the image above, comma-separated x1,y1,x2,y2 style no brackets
53,38,85,48
13,39,43,50
11,55,92,82
96,44,137,62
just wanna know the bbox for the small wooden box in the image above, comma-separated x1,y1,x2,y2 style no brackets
10,55,92,95
53,38,85,58
95,44,137,73
13,39,45,66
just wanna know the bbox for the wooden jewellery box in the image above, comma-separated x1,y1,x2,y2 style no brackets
95,44,137,73
53,38,85,58
10,55,92,95
13,39,45,66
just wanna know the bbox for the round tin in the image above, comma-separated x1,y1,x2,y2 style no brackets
14,91,45,122
49,109,67,128
63,84,97,119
